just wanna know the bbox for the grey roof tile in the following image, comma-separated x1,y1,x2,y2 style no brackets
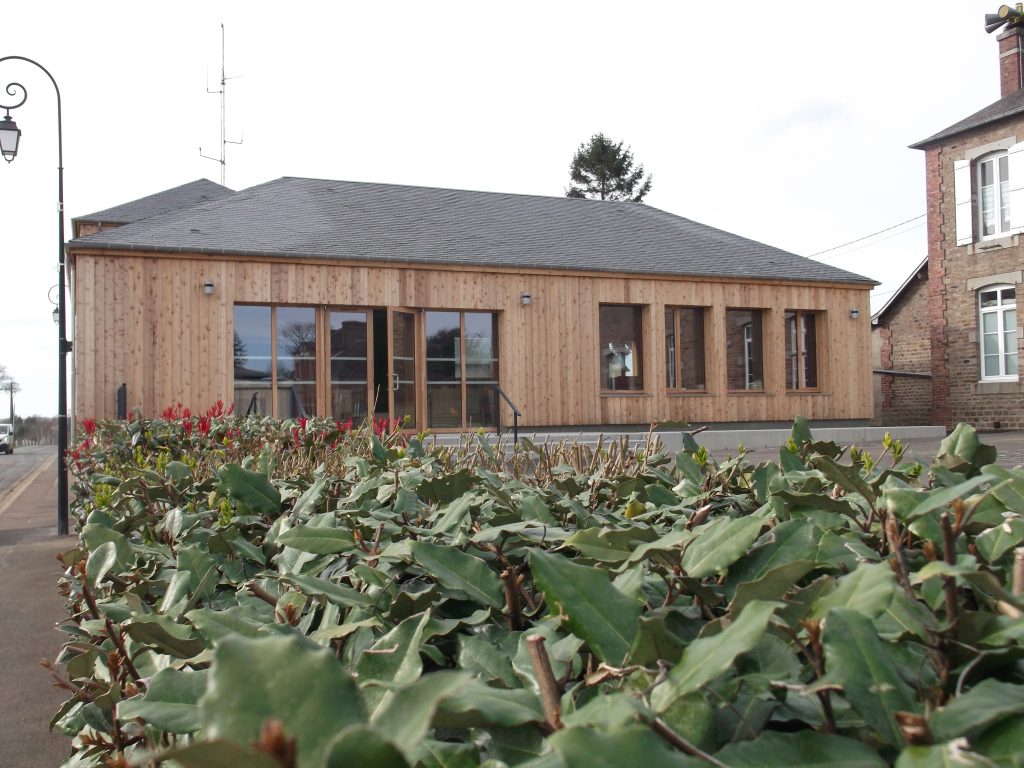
74,179,234,225
69,177,873,285
910,88,1024,149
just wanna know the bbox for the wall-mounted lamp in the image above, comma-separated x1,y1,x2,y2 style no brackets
52,306,59,325
849,308,860,319
203,280,215,296
521,293,532,305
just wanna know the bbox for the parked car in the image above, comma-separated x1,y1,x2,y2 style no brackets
0,423,13,454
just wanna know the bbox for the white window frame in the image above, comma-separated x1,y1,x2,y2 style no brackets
977,151,1012,240
978,285,1019,381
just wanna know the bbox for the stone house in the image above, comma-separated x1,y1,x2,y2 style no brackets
910,17,1024,429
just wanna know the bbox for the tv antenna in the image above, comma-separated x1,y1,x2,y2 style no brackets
200,23,243,186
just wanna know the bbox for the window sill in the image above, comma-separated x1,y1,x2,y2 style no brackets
600,391,653,398
666,390,713,397
969,233,1018,253
974,379,1021,394
726,389,767,395
785,389,827,395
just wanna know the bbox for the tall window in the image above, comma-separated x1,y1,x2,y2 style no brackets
425,311,499,428
785,311,819,390
726,309,763,390
979,286,1018,380
978,152,1011,238
600,305,644,391
665,306,706,390
329,310,369,422
232,305,318,419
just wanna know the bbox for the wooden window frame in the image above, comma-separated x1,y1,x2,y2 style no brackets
423,309,501,431
599,303,646,394
664,305,708,393
784,310,821,392
725,308,765,393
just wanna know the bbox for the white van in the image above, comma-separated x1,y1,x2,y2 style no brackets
0,423,12,455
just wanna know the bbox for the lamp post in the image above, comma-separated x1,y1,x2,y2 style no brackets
1,56,71,536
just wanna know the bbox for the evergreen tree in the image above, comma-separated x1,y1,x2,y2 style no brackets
566,133,653,202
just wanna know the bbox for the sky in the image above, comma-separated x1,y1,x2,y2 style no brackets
0,0,1008,417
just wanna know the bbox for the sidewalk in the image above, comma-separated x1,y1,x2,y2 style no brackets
0,458,74,767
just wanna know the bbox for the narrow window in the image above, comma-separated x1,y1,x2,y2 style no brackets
785,311,819,390
426,310,499,428
233,305,272,415
600,305,644,391
726,309,763,390
275,307,317,418
978,152,1011,238
979,286,1018,380
329,310,369,422
665,306,706,390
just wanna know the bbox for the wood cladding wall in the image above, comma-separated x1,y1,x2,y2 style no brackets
70,252,874,426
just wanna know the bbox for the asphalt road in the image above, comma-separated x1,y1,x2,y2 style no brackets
0,445,53,498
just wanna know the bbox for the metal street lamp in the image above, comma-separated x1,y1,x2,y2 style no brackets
1,56,71,536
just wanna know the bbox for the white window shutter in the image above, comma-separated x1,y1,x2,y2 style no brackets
1008,140,1024,231
954,159,973,246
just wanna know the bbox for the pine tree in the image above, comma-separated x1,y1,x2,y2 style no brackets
566,133,653,202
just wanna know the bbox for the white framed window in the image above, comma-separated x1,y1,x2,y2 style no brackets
979,285,1018,380
954,142,1024,245
977,152,1011,239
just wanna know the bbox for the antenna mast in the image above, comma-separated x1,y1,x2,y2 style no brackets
200,23,242,186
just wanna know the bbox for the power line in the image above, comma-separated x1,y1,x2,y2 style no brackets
815,221,926,261
808,213,926,258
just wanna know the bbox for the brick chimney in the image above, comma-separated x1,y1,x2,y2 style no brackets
999,23,1024,96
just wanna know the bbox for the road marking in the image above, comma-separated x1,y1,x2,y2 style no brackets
0,457,57,517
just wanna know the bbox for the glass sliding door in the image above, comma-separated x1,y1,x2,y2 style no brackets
329,310,369,423
389,308,418,428
425,310,499,429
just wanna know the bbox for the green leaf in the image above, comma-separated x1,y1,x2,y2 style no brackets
322,725,411,768
282,573,372,608
651,600,778,713
895,743,990,768
126,616,206,658
85,541,118,588
812,562,896,620
716,730,886,767
218,464,281,516
410,541,504,609
275,525,355,554
199,634,365,768
681,516,765,578
930,679,1024,741
821,608,919,747
528,549,641,665
975,518,1024,563
357,611,431,716
156,739,282,768
935,423,997,475
435,678,543,728
291,476,328,518
547,725,700,768
729,559,816,616
370,671,469,752
118,668,207,733
564,527,634,562
974,716,1024,766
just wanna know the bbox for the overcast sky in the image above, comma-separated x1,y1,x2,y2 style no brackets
0,1,1007,417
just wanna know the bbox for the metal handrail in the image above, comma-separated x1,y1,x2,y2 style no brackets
495,386,521,444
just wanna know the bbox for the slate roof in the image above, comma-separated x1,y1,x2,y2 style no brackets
70,177,872,285
871,257,927,323
910,87,1024,149
73,179,234,226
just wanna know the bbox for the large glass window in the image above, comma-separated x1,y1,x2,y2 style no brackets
978,152,1011,238
233,305,272,415
785,311,819,390
329,310,369,422
979,286,1018,380
726,309,764,390
600,305,644,391
276,307,317,418
425,310,499,428
665,306,706,391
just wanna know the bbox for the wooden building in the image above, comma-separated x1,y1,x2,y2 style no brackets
68,178,875,430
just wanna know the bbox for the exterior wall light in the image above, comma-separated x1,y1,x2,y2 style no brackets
521,293,532,305
850,308,860,319
52,305,59,325
203,280,215,296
